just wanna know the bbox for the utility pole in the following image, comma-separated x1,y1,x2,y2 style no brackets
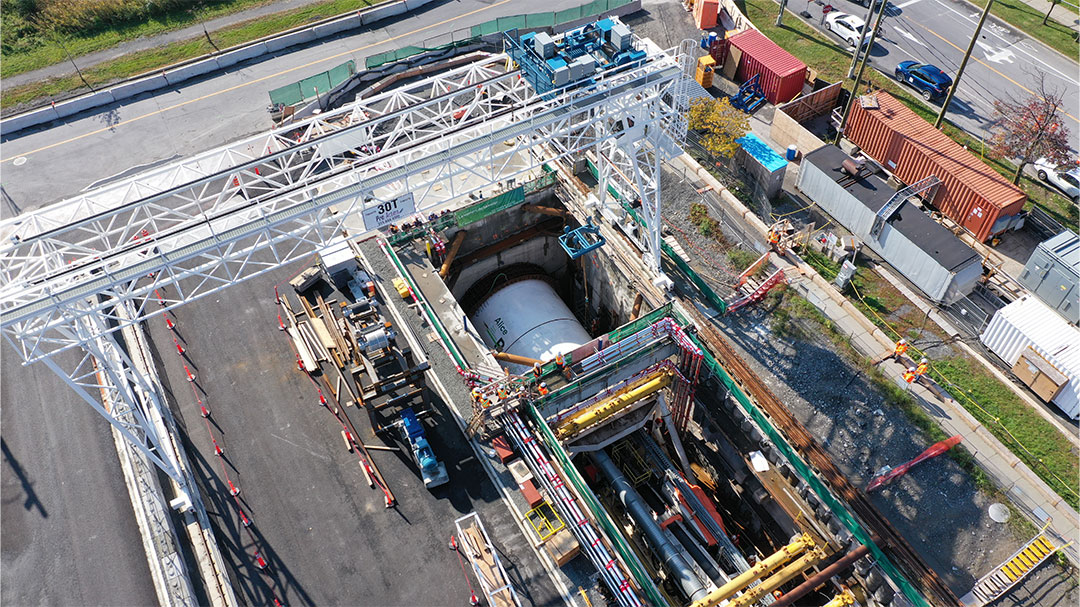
835,0,889,144
847,0,878,79
935,0,993,128
777,0,790,26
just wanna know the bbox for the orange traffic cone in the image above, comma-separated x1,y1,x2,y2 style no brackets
317,389,327,406
199,400,210,418
240,510,252,528
296,354,305,372
254,551,268,570
228,480,241,496
470,591,480,606
213,439,224,457
184,365,196,382
165,317,175,330
449,535,458,551
174,338,185,356
278,314,286,331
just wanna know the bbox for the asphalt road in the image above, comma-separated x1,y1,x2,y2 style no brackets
0,344,159,607
144,257,564,606
789,0,1079,153
0,0,596,216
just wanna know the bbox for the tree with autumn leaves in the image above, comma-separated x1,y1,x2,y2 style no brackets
989,75,1073,185
686,96,749,159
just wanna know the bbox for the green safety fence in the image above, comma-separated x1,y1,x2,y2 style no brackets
689,331,929,607
365,38,479,69
469,0,636,38
456,187,526,226
528,403,667,606
269,60,356,106
387,168,557,246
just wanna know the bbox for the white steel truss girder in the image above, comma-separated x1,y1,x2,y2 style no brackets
3,47,686,367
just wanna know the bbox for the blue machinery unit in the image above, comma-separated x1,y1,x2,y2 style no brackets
399,407,449,489
505,17,647,94
731,74,765,112
559,218,606,259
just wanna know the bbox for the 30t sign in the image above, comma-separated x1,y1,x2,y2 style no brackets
362,192,415,230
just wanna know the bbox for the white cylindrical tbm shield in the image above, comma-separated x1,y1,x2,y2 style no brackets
470,278,591,369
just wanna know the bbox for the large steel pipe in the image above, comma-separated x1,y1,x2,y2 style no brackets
592,450,708,602
769,543,870,607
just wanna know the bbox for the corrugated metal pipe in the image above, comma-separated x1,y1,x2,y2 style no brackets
591,450,709,602
769,543,870,607
726,547,827,607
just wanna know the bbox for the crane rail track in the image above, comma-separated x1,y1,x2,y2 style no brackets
689,309,960,607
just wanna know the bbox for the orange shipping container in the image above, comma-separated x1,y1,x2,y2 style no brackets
847,93,1026,242
694,0,719,29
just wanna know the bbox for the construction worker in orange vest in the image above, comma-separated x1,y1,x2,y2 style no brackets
537,382,549,396
893,338,909,359
533,362,543,379
497,386,508,400
554,352,565,370
915,357,930,377
767,229,780,251
902,367,917,386
470,387,482,404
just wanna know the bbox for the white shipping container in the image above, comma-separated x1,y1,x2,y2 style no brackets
980,295,1080,419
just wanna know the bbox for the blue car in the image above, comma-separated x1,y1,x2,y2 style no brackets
894,61,953,101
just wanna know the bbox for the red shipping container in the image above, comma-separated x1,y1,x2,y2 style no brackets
847,93,1027,242
728,29,807,105
694,0,719,29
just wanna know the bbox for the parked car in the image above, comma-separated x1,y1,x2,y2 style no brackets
1033,158,1080,202
825,12,871,48
894,61,953,101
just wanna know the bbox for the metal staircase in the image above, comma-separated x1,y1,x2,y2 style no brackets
960,530,1064,606
870,175,942,239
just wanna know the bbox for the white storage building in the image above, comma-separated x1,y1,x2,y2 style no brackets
980,295,1080,419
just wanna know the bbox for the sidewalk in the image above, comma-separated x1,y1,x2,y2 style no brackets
1016,0,1080,33
4,0,332,89
683,155,1080,569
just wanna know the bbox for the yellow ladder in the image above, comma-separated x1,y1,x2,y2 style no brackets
962,531,1064,606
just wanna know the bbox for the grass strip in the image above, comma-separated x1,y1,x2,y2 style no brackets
1,0,378,112
740,0,1077,233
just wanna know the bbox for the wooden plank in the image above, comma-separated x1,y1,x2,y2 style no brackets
462,525,516,607
311,317,337,351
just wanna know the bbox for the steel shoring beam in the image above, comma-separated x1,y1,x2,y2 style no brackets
3,53,686,365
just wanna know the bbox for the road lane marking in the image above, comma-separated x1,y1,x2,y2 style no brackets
1,0,514,165
975,41,1015,64
911,20,1079,126
894,0,924,8
893,26,928,47
934,0,1076,84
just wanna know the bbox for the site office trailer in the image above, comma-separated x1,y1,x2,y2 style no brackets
728,29,807,105
847,93,1027,242
797,145,982,304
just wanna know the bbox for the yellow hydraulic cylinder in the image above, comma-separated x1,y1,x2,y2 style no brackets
727,547,827,607
822,589,855,607
555,370,673,439
689,534,815,607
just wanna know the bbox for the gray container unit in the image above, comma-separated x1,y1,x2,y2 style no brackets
610,22,632,51
1019,230,1079,324
534,32,555,59
569,55,597,81
797,145,982,304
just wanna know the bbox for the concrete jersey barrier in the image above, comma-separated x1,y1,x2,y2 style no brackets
0,0,436,137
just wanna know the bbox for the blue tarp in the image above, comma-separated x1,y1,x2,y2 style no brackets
736,132,787,173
